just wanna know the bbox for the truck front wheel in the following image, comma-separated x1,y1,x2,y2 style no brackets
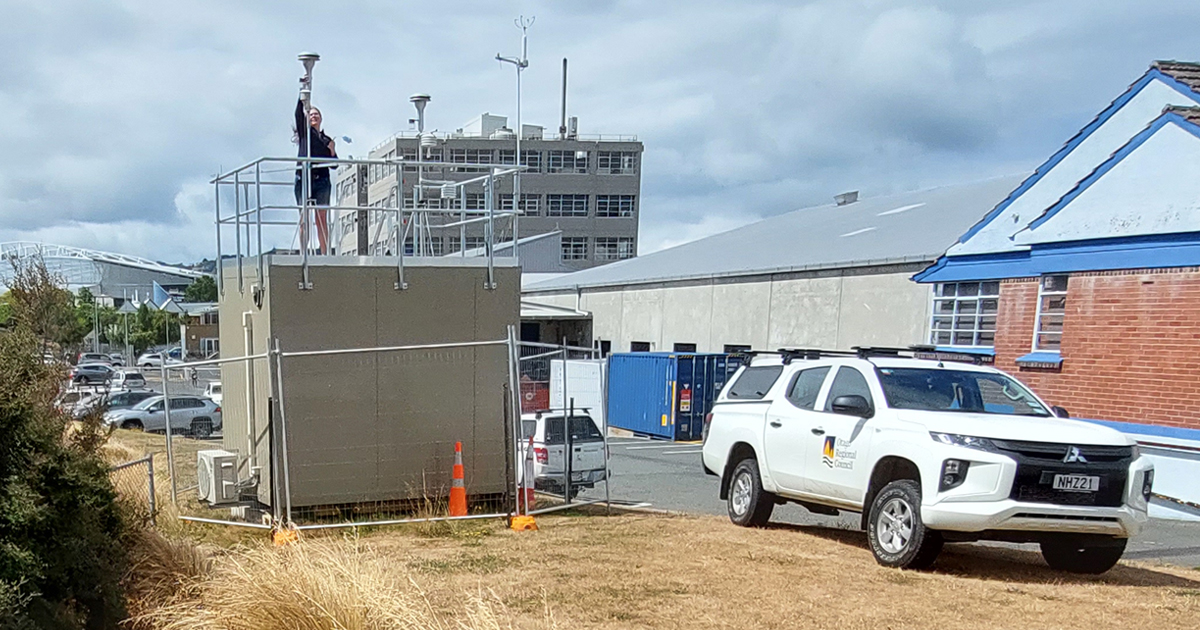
867,479,943,569
727,458,774,527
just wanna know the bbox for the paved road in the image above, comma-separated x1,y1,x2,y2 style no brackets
600,437,1200,569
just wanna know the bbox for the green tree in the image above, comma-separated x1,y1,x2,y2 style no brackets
5,255,87,351
0,292,12,328
73,290,122,346
183,275,217,303
0,289,127,628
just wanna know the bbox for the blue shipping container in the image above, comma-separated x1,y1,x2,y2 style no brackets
606,353,740,441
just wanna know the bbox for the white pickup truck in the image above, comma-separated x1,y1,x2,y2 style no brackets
701,348,1154,573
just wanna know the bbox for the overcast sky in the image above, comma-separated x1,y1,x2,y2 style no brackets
3,0,1199,264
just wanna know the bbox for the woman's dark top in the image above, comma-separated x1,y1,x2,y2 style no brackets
295,98,336,180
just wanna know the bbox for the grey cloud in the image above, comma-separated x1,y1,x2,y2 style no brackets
4,0,1200,260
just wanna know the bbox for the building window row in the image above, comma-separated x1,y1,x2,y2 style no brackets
596,194,636,218
597,151,638,175
546,194,590,217
355,147,639,184
930,275,1070,352
346,191,633,219
595,237,636,261
930,281,1000,348
561,236,635,262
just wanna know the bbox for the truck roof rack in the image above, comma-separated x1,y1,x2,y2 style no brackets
742,345,992,365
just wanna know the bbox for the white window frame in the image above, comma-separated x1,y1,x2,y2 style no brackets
596,194,636,218
546,194,589,217
561,237,588,261
595,237,636,261
597,151,638,175
1033,275,1068,352
929,281,1000,348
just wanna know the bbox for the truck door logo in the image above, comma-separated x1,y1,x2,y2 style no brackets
822,436,836,468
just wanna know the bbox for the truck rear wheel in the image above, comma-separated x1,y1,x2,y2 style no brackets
727,458,774,527
1040,538,1126,574
867,479,943,569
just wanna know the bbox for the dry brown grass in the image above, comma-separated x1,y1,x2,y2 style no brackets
363,510,1200,630
105,431,1200,629
130,537,551,630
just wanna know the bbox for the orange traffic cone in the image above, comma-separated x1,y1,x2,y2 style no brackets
449,441,468,517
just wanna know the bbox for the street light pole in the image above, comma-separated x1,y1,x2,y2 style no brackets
497,15,533,263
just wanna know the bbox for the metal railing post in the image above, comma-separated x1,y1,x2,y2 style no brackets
147,452,157,524
161,363,178,506
486,167,496,289
234,170,243,292
255,163,264,283
272,337,294,525
506,325,522,516
561,342,570,504
394,209,408,290
214,173,223,297
265,340,279,524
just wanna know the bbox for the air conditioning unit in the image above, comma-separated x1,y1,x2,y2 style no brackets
197,449,239,505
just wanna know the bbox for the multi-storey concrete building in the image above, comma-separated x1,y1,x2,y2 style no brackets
333,113,643,272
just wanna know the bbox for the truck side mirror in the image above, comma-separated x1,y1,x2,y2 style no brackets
1051,405,1070,418
831,395,873,418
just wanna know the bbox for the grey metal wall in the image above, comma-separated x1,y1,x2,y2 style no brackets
220,256,519,509
523,263,934,354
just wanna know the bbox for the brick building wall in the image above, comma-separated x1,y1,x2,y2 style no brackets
994,268,1200,429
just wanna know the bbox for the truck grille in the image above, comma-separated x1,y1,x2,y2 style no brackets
993,439,1131,508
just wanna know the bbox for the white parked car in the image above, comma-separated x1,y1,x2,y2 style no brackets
701,347,1153,574
136,349,183,369
203,382,222,405
55,389,103,413
519,412,607,499
110,369,147,390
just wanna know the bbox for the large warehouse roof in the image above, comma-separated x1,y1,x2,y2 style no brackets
525,175,1025,292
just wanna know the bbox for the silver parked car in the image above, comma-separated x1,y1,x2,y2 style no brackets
104,395,222,438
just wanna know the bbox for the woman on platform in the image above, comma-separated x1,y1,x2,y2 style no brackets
294,89,337,254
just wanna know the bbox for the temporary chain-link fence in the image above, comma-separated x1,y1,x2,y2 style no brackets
110,454,156,526
151,329,620,532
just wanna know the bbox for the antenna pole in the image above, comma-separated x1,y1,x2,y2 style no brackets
560,58,568,140
497,15,533,264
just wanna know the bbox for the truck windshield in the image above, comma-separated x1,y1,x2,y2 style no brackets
876,368,1051,417
545,416,604,444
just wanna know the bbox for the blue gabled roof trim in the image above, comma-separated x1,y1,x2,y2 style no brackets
953,68,1200,246
914,232,1200,283
1015,351,1063,366
1026,111,1200,231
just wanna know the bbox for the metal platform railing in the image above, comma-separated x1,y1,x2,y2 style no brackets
210,155,527,293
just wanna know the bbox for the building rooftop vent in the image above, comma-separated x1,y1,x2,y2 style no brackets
491,126,516,140
835,191,859,206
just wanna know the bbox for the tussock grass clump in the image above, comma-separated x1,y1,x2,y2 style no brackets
136,538,546,630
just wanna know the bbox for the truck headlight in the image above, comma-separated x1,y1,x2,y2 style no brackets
940,459,971,492
1141,469,1154,500
930,432,996,451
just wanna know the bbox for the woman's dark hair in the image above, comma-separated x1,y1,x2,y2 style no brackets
293,106,321,144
